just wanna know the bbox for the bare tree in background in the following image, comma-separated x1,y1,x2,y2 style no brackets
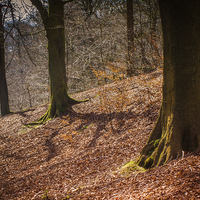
126,0,134,77
0,3,11,116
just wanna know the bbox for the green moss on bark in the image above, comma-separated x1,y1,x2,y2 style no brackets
144,156,154,168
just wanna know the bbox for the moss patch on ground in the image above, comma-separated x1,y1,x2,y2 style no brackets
119,160,146,177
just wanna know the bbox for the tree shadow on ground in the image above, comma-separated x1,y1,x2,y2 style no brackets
59,103,159,148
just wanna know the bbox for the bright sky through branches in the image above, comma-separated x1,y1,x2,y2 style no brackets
13,0,32,13
14,0,31,6
11,0,32,20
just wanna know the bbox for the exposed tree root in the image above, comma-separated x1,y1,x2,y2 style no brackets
24,97,89,126
136,105,196,168
136,109,162,168
1,111,13,117
67,95,89,106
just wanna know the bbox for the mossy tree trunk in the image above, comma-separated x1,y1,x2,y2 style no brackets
0,5,10,116
137,0,200,168
30,0,85,123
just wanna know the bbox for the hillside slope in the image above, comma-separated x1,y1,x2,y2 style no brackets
0,69,200,200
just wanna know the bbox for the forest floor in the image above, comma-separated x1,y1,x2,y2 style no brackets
0,69,200,200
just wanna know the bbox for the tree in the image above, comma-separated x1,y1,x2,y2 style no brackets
29,0,87,123
137,0,200,168
0,4,11,116
126,0,134,76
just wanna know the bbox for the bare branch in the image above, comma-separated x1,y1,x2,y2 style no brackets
29,0,49,29
63,0,74,3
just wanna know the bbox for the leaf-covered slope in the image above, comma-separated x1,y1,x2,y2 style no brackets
0,69,199,199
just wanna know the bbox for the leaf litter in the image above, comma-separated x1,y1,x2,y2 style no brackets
0,69,199,199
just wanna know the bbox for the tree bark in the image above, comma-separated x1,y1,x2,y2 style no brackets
0,5,10,116
30,0,87,123
137,0,200,168
126,0,134,76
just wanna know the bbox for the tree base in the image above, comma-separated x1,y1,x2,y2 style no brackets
1,109,12,117
137,106,200,168
136,111,162,168
66,96,89,108
25,97,89,126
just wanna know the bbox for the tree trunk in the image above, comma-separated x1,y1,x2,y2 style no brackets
137,0,200,168
126,0,134,76
0,5,10,116
30,0,87,123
